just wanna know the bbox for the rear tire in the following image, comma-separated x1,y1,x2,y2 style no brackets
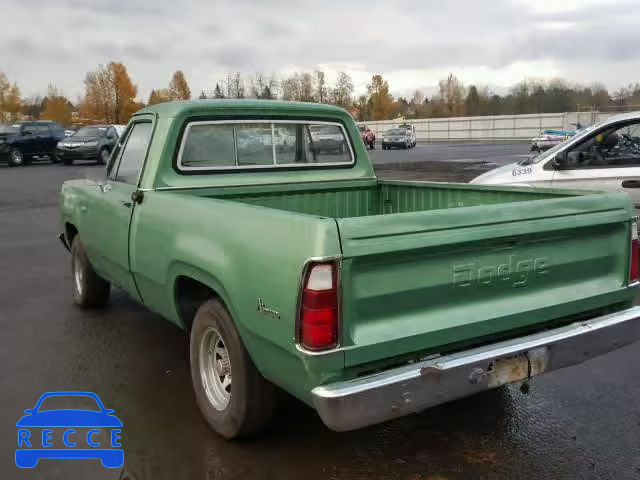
8,148,24,167
190,299,277,438
71,236,110,309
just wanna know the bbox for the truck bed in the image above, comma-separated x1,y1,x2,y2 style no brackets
188,180,634,366
200,180,574,218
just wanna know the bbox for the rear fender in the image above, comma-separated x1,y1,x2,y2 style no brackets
168,262,237,331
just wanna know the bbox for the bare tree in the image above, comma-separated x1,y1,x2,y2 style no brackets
438,73,466,116
314,70,327,104
330,71,354,108
300,73,314,102
280,75,301,101
250,73,277,99
227,73,245,99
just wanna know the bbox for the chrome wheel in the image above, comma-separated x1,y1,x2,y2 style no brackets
200,327,232,411
73,253,84,297
10,149,23,166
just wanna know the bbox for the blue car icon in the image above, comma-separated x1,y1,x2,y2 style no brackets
16,391,123,468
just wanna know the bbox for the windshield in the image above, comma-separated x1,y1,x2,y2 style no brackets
0,124,20,134
386,129,405,135
73,126,108,137
519,123,599,165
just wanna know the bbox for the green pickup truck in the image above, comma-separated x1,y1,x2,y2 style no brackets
60,100,640,438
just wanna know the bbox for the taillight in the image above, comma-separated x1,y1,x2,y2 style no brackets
630,218,639,284
299,261,339,351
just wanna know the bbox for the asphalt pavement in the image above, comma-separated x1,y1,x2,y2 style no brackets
1,146,639,480
370,142,530,166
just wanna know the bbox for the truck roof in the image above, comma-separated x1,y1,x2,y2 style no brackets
136,99,349,119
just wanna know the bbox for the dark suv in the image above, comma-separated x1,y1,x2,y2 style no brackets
0,121,66,166
56,125,119,165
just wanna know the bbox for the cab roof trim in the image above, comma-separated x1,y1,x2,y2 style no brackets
134,99,352,119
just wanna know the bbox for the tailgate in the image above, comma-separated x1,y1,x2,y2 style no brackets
336,192,635,367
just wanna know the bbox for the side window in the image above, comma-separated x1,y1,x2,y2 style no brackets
22,125,37,135
47,124,63,136
113,122,153,185
565,121,640,169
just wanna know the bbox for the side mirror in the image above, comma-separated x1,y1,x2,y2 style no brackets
552,152,566,169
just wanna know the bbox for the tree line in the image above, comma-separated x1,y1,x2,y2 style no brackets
2,64,640,127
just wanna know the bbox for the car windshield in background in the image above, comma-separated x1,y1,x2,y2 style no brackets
520,123,599,165
73,126,108,137
387,129,405,135
0,124,20,134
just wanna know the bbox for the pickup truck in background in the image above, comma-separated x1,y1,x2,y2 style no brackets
397,122,417,147
60,100,640,439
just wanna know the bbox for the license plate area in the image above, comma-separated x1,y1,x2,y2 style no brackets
486,347,549,388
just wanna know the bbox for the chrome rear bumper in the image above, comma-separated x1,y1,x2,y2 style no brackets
312,306,640,431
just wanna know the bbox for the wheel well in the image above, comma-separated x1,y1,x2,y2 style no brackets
175,276,219,330
64,223,78,245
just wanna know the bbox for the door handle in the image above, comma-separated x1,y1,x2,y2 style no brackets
120,201,133,208
622,180,640,189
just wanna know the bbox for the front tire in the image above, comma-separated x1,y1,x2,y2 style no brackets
190,299,277,438
71,236,110,309
8,148,24,167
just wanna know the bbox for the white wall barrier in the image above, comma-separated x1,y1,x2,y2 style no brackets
362,111,617,143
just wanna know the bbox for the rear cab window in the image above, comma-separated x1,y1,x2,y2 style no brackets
177,120,354,171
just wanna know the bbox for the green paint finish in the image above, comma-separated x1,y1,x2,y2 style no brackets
60,100,638,406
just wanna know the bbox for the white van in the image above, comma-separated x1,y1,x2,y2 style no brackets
397,123,416,148
471,112,640,210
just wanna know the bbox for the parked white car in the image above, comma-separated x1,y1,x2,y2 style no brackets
472,112,640,211
530,132,569,152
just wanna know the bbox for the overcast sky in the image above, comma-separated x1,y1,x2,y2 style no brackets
2,0,638,101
